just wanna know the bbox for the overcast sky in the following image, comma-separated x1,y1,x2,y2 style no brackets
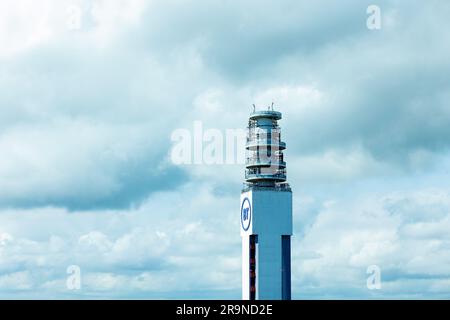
1,0,450,299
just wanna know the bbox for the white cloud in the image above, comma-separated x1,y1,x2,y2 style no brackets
294,189,450,298
0,0,54,57
0,0,149,57
0,184,449,298
254,85,323,115
0,271,33,290
289,148,394,183
0,183,241,297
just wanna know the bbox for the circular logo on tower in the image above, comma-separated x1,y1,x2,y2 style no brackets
240,197,252,231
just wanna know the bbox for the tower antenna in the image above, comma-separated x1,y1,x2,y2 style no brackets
252,104,256,112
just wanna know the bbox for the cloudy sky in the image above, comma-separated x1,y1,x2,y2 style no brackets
1,0,450,299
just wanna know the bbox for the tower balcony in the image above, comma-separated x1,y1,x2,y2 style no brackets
245,167,287,183
246,139,286,150
245,157,286,169
245,171,287,182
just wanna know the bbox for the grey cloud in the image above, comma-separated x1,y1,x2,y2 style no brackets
0,27,196,210
127,0,450,172
271,2,450,171
133,0,374,79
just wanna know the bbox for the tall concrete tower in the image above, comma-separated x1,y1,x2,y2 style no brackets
240,107,293,300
